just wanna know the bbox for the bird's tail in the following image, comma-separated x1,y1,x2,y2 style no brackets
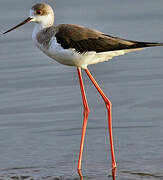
141,42,163,47
133,41,163,48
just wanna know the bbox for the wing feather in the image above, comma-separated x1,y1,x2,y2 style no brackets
55,24,163,53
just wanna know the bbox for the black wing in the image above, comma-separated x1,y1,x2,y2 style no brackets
55,24,163,53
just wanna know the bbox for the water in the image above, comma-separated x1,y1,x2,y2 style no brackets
0,0,163,179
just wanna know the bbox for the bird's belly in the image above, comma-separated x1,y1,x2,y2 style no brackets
47,50,98,69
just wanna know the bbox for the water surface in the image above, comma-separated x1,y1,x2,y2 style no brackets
0,0,163,179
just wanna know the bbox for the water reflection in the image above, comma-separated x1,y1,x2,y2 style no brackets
78,168,116,180
1,167,163,179
78,169,83,180
112,168,116,180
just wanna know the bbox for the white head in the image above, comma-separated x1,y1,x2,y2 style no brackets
30,3,54,28
3,3,55,34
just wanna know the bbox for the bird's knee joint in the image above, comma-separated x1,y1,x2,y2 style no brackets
84,107,90,115
105,99,112,109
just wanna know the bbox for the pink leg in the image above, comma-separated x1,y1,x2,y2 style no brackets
85,68,116,170
77,67,90,173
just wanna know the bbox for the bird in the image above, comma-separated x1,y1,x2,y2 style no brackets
3,2,163,178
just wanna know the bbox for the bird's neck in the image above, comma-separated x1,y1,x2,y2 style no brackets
32,23,44,42
32,21,54,42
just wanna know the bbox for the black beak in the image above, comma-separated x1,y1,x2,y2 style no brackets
3,17,33,34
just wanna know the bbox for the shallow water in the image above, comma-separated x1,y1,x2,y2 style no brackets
0,0,163,179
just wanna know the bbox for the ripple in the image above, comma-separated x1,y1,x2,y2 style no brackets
122,170,163,179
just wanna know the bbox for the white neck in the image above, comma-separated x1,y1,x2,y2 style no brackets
32,23,43,42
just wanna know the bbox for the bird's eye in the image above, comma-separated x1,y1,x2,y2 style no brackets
36,10,42,15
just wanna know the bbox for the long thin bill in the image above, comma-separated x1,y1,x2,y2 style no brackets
3,17,33,34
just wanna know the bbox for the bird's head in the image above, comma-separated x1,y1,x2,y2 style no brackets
3,3,54,34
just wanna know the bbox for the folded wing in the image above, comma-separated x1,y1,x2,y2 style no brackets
55,24,163,53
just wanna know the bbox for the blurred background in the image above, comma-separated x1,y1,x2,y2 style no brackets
0,0,163,179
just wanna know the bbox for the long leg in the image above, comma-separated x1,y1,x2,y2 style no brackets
85,68,116,169
77,67,90,173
